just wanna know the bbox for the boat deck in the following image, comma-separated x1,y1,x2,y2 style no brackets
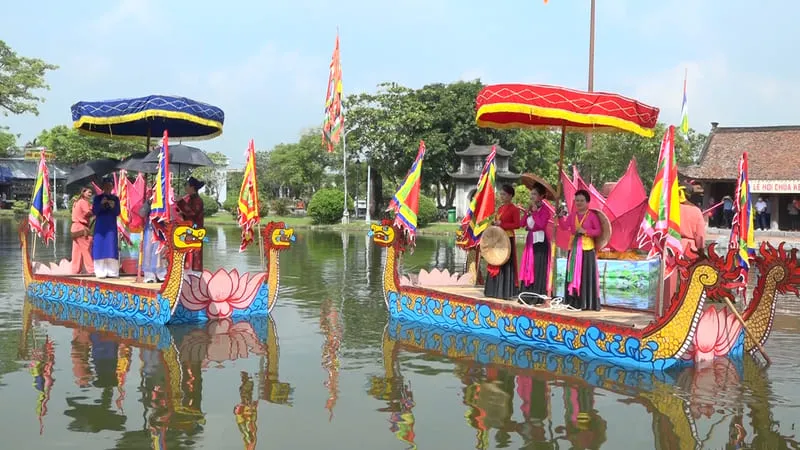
51,274,162,291
428,285,656,329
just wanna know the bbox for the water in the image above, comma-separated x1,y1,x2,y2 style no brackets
1,218,799,449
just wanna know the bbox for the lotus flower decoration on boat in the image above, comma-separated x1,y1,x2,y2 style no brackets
682,306,743,362
33,259,73,276
180,269,267,319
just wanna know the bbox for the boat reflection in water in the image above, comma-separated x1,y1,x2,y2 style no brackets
376,318,798,450
18,297,293,449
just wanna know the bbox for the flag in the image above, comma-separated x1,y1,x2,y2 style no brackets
461,146,496,246
28,149,54,245
149,130,172,246
388,140,426,242
322,32,344,153
638,125,682,273
116,169,132,245
680,69,689,140
238,139,261,252
730,152,756,279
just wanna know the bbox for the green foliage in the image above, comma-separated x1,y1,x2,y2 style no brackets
417,195,438,226
307,188,353,225
200,194,219,216
262,129,335,200
36,125,143,164
0,40,59,116
189,151,228,202
513,184,530,208
270,198,290,216
11,200,27,215
0,127,17,156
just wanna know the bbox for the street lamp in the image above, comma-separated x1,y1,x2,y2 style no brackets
341,127,357,224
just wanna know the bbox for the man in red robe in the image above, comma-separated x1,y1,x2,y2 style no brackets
176,177,205,274
664,182,706,310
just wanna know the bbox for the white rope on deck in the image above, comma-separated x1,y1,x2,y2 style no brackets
516,292,581,312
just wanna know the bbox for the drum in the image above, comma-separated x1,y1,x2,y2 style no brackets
480,225,511,266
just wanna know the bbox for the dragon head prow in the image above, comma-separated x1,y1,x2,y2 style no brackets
263,221,296,250
666,243,743,315
752,242,800,296
369,219,396,247
172,222,206,251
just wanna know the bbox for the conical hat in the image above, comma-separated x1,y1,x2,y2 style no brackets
519,173,556,200
480,225,511,266
591,208,612,250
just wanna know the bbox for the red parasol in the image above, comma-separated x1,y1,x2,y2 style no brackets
476,83,660,295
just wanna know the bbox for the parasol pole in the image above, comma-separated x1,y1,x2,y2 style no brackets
549,126,567,297
257,222,265,269
585,0,596,151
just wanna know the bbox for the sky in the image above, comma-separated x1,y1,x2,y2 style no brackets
2,0,798,168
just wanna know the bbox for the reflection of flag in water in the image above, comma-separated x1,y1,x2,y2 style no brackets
638,125,682,275
320,298,342,421
322,32,344,153
28,149,55,245
388,141,426,242
461,146,496,247
150,131,172,246
238,139,261,252
730,152,756,280
116,170,132,245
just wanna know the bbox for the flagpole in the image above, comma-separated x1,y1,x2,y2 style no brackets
365,164,371,224
341,128,355,224
257,222,265,268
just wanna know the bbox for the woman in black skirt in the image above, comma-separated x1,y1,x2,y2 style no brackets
484,184,520,300
519,184,554,303
557,190,601,311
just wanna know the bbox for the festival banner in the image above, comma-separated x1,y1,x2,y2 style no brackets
28,149,55,245
322,32,344,153
388,140,426,241
149,130,172,246
116,169,132,245
238,139,261,252
730,152,756,280
461,146,496,246
638,125,682,274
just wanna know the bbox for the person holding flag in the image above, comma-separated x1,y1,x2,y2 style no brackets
138,187,167,283
484,184,521,300
176,176,205,274
92,176,121,278
663,181,707,306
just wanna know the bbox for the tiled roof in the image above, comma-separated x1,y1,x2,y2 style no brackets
455,143,513,157
680,125,800,181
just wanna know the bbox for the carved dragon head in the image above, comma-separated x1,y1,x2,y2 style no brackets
172,222,206,252
369,219,397,248
751,242,800,296
669,243,744,308
263,221,296,251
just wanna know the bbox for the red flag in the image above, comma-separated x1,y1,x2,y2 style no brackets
238,139,261,252
322,33,344,153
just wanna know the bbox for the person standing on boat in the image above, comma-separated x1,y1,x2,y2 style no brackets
663,182,706,308
138,188,167,283
484,184,520,300
558,190,601,311
519,184,554,301
92,177,121,278
176,176,205,274
70,187,94,274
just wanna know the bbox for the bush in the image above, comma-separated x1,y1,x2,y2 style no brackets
307,188,353,225
200,194,219,216
417,195,437,227
12,200,27,216
513,184,530,209
270,198,290,216
223,197,238,218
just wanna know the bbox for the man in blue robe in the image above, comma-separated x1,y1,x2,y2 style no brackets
92,177,121,278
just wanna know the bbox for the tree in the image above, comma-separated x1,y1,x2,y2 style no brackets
0,40,59,116
189,151,228,203
36,125,143,164
262,129,335,201
0,127,17,156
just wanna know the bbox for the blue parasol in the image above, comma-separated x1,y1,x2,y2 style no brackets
70,94,224,141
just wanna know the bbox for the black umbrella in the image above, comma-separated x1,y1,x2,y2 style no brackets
116,152,158,174
142,144,214,174
66,158,121,188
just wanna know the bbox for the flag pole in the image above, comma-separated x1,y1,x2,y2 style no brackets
258,222,265,268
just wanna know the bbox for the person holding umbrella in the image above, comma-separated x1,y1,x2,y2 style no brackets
176,176,205,274
92,177,121,278
70,187,95,274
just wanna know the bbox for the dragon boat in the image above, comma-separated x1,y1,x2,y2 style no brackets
20,296,292,446
371,220,800,370
377,319,795,450
20,220,296,325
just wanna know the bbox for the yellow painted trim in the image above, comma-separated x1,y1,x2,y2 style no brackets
73,109,223,140
476,102,655,138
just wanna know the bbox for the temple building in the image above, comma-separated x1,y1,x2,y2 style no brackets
680,123,800,230
449,143,519,218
